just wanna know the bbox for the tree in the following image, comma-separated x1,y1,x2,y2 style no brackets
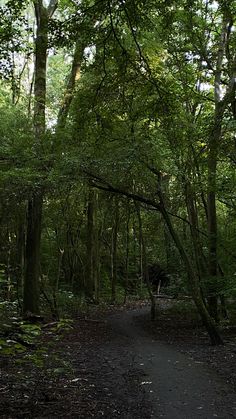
1,0,236,345
23,0,57,316
68,0,228,343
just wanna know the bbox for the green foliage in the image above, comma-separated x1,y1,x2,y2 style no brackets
0,1,32,79
18,322,41,338
0,0,236,329
53,318,74,332
0,321,41,356
0,337,26,355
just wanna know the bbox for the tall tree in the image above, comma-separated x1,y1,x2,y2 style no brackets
23,0,57,315
206,2,236,320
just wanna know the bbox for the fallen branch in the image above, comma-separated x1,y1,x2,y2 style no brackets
84,317,107,323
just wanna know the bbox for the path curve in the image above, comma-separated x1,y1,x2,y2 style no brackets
105,307,236,419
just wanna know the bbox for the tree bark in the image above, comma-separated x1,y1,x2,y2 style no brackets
23,1,49,316
24,192,43,314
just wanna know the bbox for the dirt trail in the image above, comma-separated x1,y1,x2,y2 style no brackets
106,307,236,419
1,305,236,418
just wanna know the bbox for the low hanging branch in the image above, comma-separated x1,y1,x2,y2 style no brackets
83,169,236,263
84,171,162,211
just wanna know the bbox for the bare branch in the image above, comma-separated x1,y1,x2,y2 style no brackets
47,0,58,18
83,170,162,211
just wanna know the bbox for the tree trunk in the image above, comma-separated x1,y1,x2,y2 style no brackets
185,181,207,282
207,105,224,322
206,12,233,322
23,1,49,316
124,203,130,303
23,192,43,314
135,203,156,320
57,40,84,129
93,191,100,303
86,188,95,300
111,199,119,303
16,213,26,308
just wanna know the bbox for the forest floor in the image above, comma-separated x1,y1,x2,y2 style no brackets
1,300,236,418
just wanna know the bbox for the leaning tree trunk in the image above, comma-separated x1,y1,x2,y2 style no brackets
159,201,223,345
156,171,223,345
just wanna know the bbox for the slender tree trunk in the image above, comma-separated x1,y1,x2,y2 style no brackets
185,181,207,281
135,203,156,320
124,203,130,303
207,104,224,321
86,188,95,300
6,232,12,301
52,247,64,319
159,174,172,269
139,226,144,293
15,216,25,310
206,13,232,321
160,203,223,344
111,199,119,303
93,191,100,303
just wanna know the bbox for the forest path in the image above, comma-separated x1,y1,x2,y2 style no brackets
1,305,236,418
105,307,236,419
